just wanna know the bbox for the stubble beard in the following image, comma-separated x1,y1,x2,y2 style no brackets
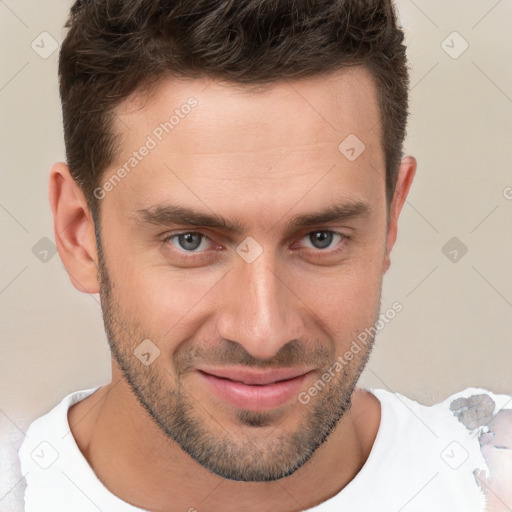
96,236,379,482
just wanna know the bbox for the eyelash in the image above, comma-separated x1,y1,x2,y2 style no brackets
161,230,350,262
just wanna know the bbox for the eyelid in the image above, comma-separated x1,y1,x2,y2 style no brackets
293,230,350,255
163,228,349,254
164,231,217,251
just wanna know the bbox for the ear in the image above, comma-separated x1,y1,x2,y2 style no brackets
384,156,417,273
49,162,100,293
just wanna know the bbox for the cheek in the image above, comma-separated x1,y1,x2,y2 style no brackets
297,262,382,333
112,260,382,349
108,256,231,357
103,214,385,346
115,264,216,328
276,234,386,347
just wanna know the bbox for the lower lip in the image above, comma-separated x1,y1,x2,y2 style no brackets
197,370,313,411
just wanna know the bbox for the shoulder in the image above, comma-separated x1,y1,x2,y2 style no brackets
442,388,512,512
18,386,102,468
368,386,512,426
18,386,104,510
371,387,512,510
365,387,512,509
441,387,512,431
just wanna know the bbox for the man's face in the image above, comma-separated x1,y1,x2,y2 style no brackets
96,67,389,481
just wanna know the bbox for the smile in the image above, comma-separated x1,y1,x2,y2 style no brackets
195,367,314,411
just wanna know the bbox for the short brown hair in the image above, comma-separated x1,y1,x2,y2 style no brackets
59,0,410,221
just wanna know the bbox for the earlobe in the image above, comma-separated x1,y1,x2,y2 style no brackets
384,156,417,272
49,162,100,294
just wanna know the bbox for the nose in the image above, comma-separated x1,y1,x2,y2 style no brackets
216,250,306,361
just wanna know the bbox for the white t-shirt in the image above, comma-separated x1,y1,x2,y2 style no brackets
17,386,512,512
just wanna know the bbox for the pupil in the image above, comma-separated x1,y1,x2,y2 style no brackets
310,231,332,249
180,233,201,250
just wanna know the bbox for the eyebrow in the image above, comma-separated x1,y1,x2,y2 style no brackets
133,200,370,234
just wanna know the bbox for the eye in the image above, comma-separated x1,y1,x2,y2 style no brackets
166,232,212,252
162,229,348,262
300,230,345,251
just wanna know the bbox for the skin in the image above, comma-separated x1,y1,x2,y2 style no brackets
49,66,416,512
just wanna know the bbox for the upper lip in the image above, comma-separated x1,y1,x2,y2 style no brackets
196,366,313,385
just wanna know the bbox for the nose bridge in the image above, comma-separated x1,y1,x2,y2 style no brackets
217,249,304,360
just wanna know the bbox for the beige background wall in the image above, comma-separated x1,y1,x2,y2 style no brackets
1,1,511,510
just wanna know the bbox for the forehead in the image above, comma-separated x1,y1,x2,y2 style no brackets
116,66,381,150
106,67,385,217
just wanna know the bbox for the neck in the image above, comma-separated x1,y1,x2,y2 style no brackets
68,371,380,512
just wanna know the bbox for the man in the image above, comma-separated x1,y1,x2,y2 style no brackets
17,0,511,511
